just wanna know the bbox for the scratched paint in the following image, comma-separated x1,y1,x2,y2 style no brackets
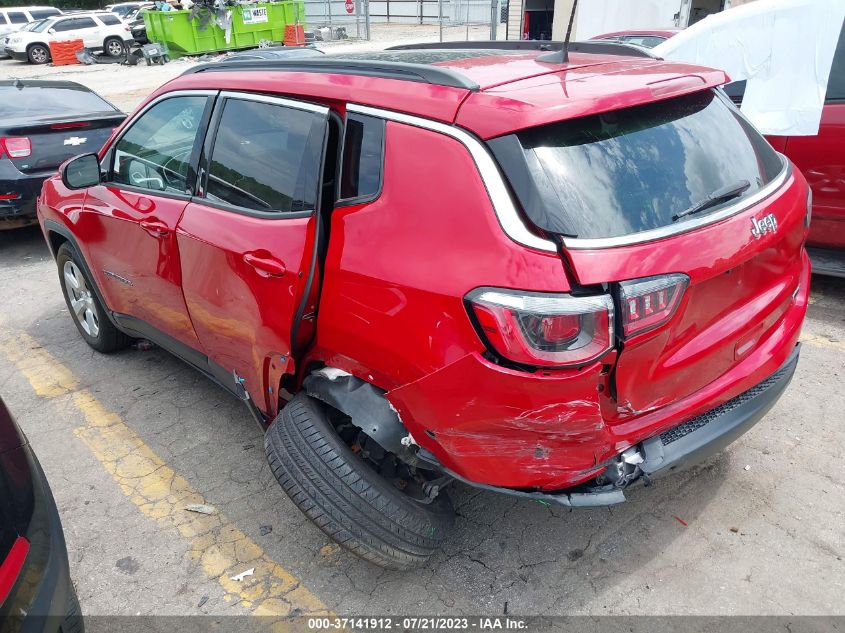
0,326,328,617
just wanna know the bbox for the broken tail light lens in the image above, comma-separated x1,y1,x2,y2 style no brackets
0,137,32,159
619,274,689,337
467,288,615,367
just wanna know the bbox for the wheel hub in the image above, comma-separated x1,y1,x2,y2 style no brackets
63,261,99,337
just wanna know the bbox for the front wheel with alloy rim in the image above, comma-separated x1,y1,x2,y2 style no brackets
27,44,50,64
57,243,130,353
265,393,455,570
104,37,125,57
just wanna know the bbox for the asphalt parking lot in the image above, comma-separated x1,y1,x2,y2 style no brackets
0,223,843,618
1,50,844,620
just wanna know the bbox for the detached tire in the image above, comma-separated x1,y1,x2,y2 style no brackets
265,393,454,570
57,242,130,353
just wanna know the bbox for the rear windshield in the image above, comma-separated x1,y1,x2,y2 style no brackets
489,90,784,240
0,85,115,118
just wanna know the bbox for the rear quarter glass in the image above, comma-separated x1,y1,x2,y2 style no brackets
489,89,784,240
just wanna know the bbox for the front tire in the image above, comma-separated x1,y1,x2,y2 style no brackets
104,37,125,57
57,243,130,353
27,44,50,64
265,393,455,570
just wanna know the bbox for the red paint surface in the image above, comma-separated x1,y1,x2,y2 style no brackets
772,103,845,250
38,50,810,492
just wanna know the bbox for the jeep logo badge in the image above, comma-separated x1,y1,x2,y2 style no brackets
751,213,777,240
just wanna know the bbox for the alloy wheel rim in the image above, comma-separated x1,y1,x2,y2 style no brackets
63,261,99,337
108,40,123,55
32,47,47,62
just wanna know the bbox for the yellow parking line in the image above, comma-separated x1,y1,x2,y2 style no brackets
0,328,328,617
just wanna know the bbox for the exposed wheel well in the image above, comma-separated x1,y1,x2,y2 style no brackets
47,230,68,259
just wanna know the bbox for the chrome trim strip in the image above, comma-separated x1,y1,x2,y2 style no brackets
346,103,558,253
218,90,329,115
562,157,792,250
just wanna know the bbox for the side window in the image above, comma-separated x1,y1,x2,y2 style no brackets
111,96,208,195
98,14,121,26
72,17,98,29
52,19,77,32
339,113,385,201
204,98,324,214
7,11,28,24
30,9,61,19
826,23,845,101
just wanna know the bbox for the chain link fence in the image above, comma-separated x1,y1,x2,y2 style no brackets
298,0,505,42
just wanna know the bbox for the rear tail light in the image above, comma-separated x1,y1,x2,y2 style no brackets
0,137,31,159
467,288,615,367
0,193,21,200
619,274,689,337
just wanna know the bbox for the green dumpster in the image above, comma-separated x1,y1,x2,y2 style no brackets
143,2,305,58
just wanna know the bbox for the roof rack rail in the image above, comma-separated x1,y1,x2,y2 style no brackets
386,40,559,52
182,58,480,91
387,40,655,60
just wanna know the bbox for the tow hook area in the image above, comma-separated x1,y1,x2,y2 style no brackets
595,447,649,489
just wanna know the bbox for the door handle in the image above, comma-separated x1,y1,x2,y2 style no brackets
243,252,286,277
140,219,169,237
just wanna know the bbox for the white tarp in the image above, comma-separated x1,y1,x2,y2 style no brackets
574,0,681,39
653,0,845,136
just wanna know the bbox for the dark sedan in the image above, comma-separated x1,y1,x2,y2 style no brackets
0,80,125,230
0,396,82,631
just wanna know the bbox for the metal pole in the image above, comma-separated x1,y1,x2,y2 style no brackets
438,0,443,41
489,0,496,39
326,0,332,32
465,0,469,40
364,0,370,39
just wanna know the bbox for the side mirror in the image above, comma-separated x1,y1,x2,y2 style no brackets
62,153,101,190
48,28,56,34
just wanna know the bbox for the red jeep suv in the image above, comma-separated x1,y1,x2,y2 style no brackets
37,42,810,570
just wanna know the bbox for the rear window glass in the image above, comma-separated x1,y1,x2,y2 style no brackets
7,11,28,24
0,85,115,118
98,13,121,25
490,90,784,240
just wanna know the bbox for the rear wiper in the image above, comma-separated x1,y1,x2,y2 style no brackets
672,179,751,222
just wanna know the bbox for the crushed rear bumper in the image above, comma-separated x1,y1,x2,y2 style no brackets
446,343,800,507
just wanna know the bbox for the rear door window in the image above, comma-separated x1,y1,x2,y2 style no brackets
203,98,325,215
98,13,121,26
7,11,28,24
489,90,784,240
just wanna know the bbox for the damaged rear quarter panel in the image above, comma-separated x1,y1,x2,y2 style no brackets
386,352,610,491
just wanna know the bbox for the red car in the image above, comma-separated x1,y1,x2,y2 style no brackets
38,42,810,569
